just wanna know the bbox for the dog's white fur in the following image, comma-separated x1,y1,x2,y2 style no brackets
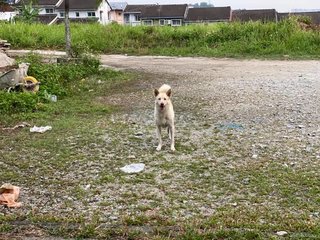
154,84,175,151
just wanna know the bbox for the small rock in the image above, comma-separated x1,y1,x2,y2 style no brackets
242,178,250,184
252,154,258,159
128,155,136,159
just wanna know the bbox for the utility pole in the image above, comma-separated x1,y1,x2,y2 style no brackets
65,0,72,58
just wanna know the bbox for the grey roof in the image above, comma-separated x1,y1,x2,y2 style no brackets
141,4,188,19
37,14,57,24
56,17,99,23
15,0,59,6
277,12,289,21
124,4,154,13
109,2,127,11
0,3,14,11
232,9,278,22
186,7,231,22
56,0,107,10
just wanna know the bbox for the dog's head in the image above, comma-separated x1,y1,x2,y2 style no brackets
154,88,171,111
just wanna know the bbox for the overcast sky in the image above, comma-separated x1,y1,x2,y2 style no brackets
115,0,320,12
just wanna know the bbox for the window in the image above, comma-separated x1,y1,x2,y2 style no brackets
142,20,153,26
172,19,181,26
134,14,140,21
160,19,165,25
60,12,64,17
75,12,79,17
87,12,96,17
124,14,129,23
45,8,54,14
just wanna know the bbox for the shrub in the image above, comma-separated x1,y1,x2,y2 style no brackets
0,55,101,114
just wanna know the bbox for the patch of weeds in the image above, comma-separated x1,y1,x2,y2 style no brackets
0,223,13,232
99,173,116,184
0,91,40,114
0,54,115,118
123,215,150,226
175,141,197,154
71,186,88,201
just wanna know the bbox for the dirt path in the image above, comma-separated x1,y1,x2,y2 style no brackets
100,55,320,142
96,55,320,220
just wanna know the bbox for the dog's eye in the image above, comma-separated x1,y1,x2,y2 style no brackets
158,98,161,100
164,98,166,100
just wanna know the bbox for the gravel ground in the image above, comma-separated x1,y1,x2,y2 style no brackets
2,55,320,238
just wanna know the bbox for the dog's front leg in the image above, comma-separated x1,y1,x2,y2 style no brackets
156,125,162,151
169,125,175,151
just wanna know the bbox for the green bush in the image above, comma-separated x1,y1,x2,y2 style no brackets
0,55,101,114
0,91,39,114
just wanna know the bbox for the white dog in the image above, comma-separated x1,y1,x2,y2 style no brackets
154,84,175,151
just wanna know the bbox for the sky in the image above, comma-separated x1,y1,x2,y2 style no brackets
114,0,320,12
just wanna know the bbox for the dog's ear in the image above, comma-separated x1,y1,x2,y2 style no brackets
166,89,171,97
154,89,159,96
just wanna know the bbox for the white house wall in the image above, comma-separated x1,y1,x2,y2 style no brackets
55,0,111,24
0,11,17,21
97,0,111,24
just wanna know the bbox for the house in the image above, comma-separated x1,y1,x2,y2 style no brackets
232,9,278,22
15,0,59,15
15,0,59,24
123,4,152,26
0,2,17,22
56,0,111,25
140,4,188,26
109,2,127,24
15,0,111,24
185,6,231,24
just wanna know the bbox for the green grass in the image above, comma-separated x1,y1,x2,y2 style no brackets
0,17,319,58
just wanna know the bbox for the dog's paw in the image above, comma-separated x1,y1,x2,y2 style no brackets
156,145,162,151
171,146,176,152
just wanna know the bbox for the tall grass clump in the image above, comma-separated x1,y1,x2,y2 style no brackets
0,17,319,58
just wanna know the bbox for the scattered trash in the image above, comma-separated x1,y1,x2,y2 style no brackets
0,183,22,208
120,163,145,173
2,122,30,130
30,126,52,133
217,122,244,131
135,132,144,138
44,90,57,102
276,231,288,236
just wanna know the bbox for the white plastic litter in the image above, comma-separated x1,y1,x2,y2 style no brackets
30,126,52,133
276,231,288,236
120,163,145,173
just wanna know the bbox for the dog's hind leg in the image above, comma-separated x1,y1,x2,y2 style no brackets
156,125,162,151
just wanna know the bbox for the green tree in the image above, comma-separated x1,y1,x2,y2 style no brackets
15,0,39,23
